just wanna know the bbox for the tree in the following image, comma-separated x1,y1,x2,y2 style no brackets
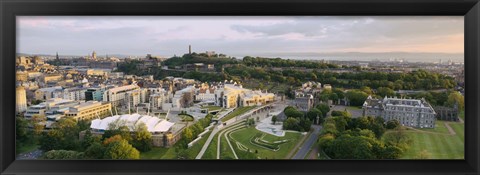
360,86,373,95
132,123,153,152
180,92,194,108
446,91,464,111
377,87,395,98
299,117,313,132
104,121,132,142
386,119,400,129
382,145,403,159
306,108,322,124
39,118,81,152
271,115,278,125
284,107,304,118
382,126,412,151
16,116,33,150
345,90,369,106
31,114,45,136
43,150,84,159
318,133,335,155
84,142,106,159
80,130,102,151
315,103,330,117
182,128,194,143
283,118,300,131
103,135,124,146
103,139,140,159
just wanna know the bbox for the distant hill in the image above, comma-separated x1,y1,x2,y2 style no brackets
241,52,464,63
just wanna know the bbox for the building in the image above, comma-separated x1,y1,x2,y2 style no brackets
16,70,28,82
62,87,87,101
65,101,112,121
294,94,314,112
16,86,28,114
24,98,79,118
434,105,459,121
150,93,167,110
214,82,275,108
102,84,141,107
86,69,108,76
171,86,195,109
85,88,106,101
43,74,63,83
88,114,179,147
35,86,63,100
195,83,216,102
362,96,436,128
109,72,124,79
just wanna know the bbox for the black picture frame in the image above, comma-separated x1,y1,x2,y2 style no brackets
1,0,479,175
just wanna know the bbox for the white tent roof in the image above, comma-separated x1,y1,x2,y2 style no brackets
90,114,174,133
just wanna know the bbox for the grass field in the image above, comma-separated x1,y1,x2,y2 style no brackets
140,147,171,159
417,120,451,134
141,131,214,159
220,106,256,122
398,121,464,159
229,127,302,159
202,106,223,111
186,130,213,159
16,143,39,155
220,133,236,159
201,134,218,159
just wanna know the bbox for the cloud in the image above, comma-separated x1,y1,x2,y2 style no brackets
17,16,464,56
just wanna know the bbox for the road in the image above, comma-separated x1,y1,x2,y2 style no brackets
292,125,322,159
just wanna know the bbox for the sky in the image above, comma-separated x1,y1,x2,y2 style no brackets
17,16,464,59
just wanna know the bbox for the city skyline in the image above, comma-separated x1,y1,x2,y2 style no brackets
17,16,463,60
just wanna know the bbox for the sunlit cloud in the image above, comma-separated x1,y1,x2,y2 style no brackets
16,16,464,57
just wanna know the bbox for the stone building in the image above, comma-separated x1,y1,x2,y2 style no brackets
434,105,459,122
362,95,436,128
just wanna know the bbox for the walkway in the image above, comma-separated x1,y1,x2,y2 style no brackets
292,125,322,159
196,126,219,159
443,122,457,135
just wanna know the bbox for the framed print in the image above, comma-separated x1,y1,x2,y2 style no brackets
1,0,479,175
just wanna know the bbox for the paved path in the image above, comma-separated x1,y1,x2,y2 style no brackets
458,117,464,123
307,147,319,159
196,127,219,159
443,122,457,135
292,125,322,159
16,149,42,160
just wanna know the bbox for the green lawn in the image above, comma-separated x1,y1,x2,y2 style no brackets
16,143,39,155
346,106,362,110
220,133,236,159
141,130,214,159
186,131,213,159
220,106,256,122
399,121,464,159
202,106,222,111
201,134,218,159
140,147,171,159
229,127,302,159
201,122,246,159
417,121,450,134
179,114,194,122
459,110,465,120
